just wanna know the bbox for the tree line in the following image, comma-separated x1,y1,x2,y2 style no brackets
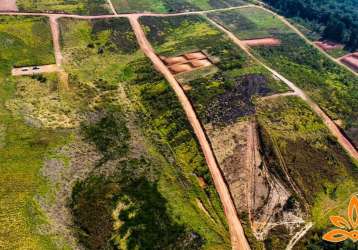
262,0,358,50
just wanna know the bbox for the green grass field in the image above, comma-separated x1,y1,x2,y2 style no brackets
209,6,358,148
16,0,111,15
208,7,292,39
0,16,71,249
59,17,231,249
111,0,247,13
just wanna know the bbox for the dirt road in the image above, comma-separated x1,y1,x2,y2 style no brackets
106,0,118,15
129,16,251,250
0,0,17,11
205,16,358,161
12,64,60,76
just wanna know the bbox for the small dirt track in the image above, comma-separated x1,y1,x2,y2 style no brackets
129,16,251,250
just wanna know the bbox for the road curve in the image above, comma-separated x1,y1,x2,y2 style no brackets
205,16,358,161
128,16,251,250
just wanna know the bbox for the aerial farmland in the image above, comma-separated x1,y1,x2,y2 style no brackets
0,1,357,250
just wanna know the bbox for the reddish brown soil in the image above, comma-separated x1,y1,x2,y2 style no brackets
242,38,281,47
314,41,343,51
0,0,17,11
161,56,187,65
340,53,358,72
184,51,207,60
190,59,212,68
169,63,193,74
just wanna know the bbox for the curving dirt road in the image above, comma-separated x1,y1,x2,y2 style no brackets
205,16,358,161
129,16,251,250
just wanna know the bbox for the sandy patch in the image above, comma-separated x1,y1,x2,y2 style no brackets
340,53,358,72
242,38,281,47
184,51,207,60
314,40,343,51
169,63,193,74
0,0,18,11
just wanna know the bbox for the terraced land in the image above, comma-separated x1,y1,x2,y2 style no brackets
256,96,358,249
0,16,71,249
139,14,298,248
208,6,358,148
111,0,247,13
59,17,231,249
16,0,111,15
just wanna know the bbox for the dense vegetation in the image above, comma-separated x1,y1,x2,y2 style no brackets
60,17,231,249
262,0,358,50
111,0,247,13
210,7,358,147
257,96,358,249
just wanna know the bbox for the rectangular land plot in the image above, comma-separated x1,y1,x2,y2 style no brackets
16,0,111,15
111,0,247,13
209,6,358,147
59,17,231,249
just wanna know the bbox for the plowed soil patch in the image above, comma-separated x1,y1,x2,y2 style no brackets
242,38,281,47
0,0,17,11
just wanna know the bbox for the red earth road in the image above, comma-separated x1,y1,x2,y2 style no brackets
129,16,251,250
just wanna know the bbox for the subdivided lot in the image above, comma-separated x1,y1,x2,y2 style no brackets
16,0,111,15
111,0,247,13
209,6,358,147
140,15,289,125
0,16,70,249
59,17,230,249
256,96,358,249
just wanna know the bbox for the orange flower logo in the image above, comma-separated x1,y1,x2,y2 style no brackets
323,195,358,242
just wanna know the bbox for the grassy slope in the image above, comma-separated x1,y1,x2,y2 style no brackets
209,6,358,147
111,0,247,13
0,16,69,249
16,0,110,15
59,17,231,249
256,96,358,242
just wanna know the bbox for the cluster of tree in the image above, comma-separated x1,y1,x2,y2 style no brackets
262,0,358,50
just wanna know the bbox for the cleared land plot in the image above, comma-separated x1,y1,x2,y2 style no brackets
111,0,247,13
257,96,358,248
161,51,214,74
12,64,60,76
340,53,358,72
210,6,358,148
59,17,231,249
0,0,18,11
0,16,70,249
16,0,111,15
314,41,343,51
242,38,281,47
